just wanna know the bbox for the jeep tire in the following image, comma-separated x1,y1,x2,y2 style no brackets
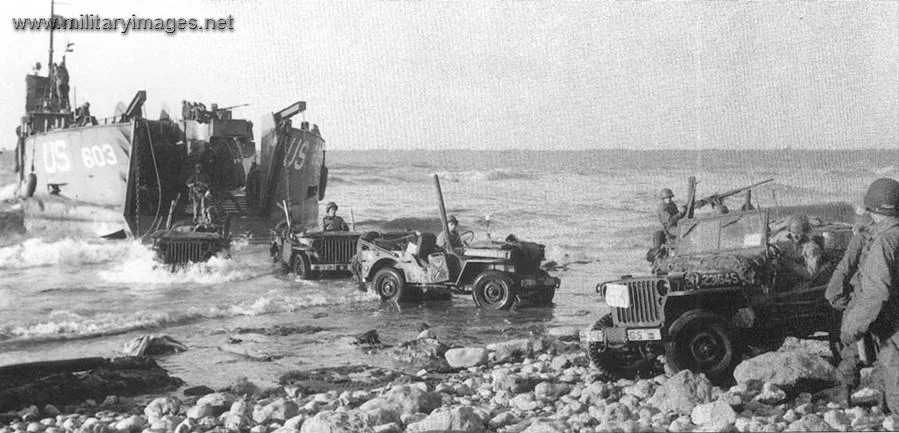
586,314,657,380
665,314,739,383
293,253,312,280
373,267,417,302
472,270,516,310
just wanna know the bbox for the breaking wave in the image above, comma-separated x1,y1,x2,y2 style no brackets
435,169,533,183
0,238,135,269
0,287,379,344
97,245,263,286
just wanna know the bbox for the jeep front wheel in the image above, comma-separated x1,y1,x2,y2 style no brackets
666,315,738,383
293,253,312,280
586,315,658,380
373,267,417,302
472,270,515,310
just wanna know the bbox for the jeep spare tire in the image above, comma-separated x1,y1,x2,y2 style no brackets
665,314,738,383
373,267,415,302
472,270,515,310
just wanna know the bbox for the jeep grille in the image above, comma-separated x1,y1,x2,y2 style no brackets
314,235,360,264
613,279,666,327
155,239,220,265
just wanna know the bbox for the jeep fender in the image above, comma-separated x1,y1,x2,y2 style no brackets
366,258,399,281
667,309,728,339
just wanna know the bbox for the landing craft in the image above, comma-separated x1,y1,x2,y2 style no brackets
13,49,329,261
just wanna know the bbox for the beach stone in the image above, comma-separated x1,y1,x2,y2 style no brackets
249,426,267,433
228,377,261,397
511,393,539,411
521,421,565,433
622,379,654,401
144,397,180,422
149,415,182,431
299,411,359,433
733,350,838,392
112,415,145,433
546,326,580,341
534,382,570,401
183,385,215,397
356,407,402,428
667,415,695,433
405,406,485,433
416,329,435,340
487,339,532,363
488,411,517,430
850,387,882,406
174,418,196,433
253,398,299,424
18,406,40,422
883,414,899,431
230,400,251,417
690,399,736,427
219,413,248,431
41,406,60,418
445,347,488,368
191,392,236,418
549,356,571,371
601,402,632,425
25,423,42,433
822,410,850,432
646,370,713,416
371,423,402,433
357,386,441,417
786,414,830,432
752,382,786,405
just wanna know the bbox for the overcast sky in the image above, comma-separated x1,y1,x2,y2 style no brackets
2,1,897,151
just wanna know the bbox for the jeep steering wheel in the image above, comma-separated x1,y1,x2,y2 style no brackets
460,231,475,245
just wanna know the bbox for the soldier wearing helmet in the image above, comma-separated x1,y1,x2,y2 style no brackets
322,201,349,231
773,213,824,280
437,215,464,252
840,178,899,414
658,188,687,239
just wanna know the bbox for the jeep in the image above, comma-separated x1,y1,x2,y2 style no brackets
271,227,361,279
580,205,854,382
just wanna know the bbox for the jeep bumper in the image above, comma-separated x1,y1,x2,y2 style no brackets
579,327,662,344
520,275,560,289
309,263,351,272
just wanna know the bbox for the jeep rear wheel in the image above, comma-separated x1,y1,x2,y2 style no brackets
374,267,417,302
472,270,515,310
666,316,738,383
586,314,659,380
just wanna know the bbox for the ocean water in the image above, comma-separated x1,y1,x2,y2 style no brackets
0,149,895,389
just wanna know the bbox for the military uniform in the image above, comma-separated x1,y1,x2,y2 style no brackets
322,215,349,232
437,230,463,251
825,227,873,397
658,201,684,238
841,215,899,413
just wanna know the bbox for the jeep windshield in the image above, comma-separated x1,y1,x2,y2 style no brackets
676,211,768,256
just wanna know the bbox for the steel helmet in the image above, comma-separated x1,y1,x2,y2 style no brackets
864,178,899,216
326,201,338,212
659,188,674,199
788,214,811,235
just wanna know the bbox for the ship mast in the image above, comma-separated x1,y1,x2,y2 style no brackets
48,0,54,80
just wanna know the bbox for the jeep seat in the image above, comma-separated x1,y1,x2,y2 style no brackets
414,233,438,267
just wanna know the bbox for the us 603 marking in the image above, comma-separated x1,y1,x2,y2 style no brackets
81,144,118,168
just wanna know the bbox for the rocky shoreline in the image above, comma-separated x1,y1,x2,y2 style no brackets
1,328,897,433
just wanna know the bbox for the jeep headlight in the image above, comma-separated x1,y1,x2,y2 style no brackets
657,279,669,296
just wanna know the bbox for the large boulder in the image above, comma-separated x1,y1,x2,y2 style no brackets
357,385,441,417
389,338,450,368
252,398,299,424
785,414,832,432
405,406,485,433
445,347,488,369
299,411,360,433
144,396,181,423
733,350,838,393
646,370,714,416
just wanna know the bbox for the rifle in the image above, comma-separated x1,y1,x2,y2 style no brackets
215,103,250,112
694,178,774,210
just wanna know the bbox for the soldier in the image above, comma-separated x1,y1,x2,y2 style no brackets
437,215,464,252
774,214,824,280
658,188,687,239
840,177,899,414
186,163,211,223
825,211,874,404
322,202,349,231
